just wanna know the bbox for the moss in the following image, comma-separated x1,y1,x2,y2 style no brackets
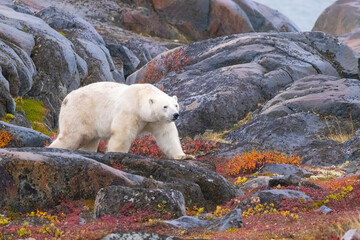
58,31,67,37
1,113,15,123
15,98,51,136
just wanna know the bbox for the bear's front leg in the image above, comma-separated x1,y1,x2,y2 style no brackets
144,122,195,160
107,115,145,153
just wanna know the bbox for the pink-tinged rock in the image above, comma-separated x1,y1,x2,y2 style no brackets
341,229,360,240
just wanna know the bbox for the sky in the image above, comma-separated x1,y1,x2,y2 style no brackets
254,0,338,31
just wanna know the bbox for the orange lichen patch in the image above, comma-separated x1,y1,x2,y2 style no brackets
139,48,192,84
224,150,302,176
0,130,13,148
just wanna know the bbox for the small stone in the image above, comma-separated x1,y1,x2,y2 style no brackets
341,229,360,240
315,205,333,214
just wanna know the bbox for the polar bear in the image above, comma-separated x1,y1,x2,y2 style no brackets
49,82,194,160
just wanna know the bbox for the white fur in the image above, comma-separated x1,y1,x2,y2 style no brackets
49,82,193,159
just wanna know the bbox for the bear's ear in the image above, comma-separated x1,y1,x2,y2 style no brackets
149,99,154,104
173,96,178,102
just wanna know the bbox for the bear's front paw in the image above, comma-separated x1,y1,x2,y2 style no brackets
176,154,196,160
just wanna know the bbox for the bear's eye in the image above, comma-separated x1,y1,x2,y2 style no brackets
175,105,178,108
163,106,168,109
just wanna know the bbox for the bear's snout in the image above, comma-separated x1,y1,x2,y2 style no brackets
172,113,179,121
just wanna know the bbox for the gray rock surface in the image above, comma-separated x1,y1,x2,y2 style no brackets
0,148,239,212
268,175,322,189
0,148,165,212
341,229,360,240
241,176,271,191
259,189,311,207
0,5,128,127
98,25,176,78
102,232,183,240
16,0,298,42
0,121,51,147
165,209,242,232
128,32,358,137
101,152,242,210
36,7,124,84
226,74,360,166
313,0,360,52
257,163,313,178
95,185,186,218
315,205,333,214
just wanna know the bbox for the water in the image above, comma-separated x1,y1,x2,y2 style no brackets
254,0,338,31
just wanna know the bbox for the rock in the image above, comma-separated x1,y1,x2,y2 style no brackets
36,7,124,84
313,0,360,36
207,209,243,232
9,112,32,128
342,29,360,52
102,152,242,210
0,32,35,97
10,2,34,15
268,175,322,190
102,232,183,240
0,148,165,212
165,216,207,229
315,205,333,214
0,121,51,147
260,75,360,119
97,24,176,78
241,176,272,191
14,0,298,42
226,74,360,166
128,32,358,137
165,209,242,232
0,5,81,126
0,148,239,212
94,185,186,218
117,0,299,40
226,112,327,153
257,163,313,178
0,5,129,128
341,229,360,240
313,0,360,53
259,189,311,207
296,140,346,166
0,84,15,117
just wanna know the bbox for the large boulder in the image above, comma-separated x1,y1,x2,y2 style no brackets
0,121,51,147
257,163,313,178
0,5,126,127
128,32,358,137
97,25,178,79
102,232,183,240
226,75,360,165
0,148,240,212
101,152,242,210
259,189,311,207
313,0,360,52
36,7,124,85
0,148,164,212
94,185,186,218
165,209,243,232
313,0,360,36
16,0,298,42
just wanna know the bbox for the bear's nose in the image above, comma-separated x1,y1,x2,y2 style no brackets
173,113,179,120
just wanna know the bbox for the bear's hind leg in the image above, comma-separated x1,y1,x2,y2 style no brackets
49,133,82,150
79,138,100,152
107,115,144,153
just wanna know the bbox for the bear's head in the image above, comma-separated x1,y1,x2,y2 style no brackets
147,95,180,122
